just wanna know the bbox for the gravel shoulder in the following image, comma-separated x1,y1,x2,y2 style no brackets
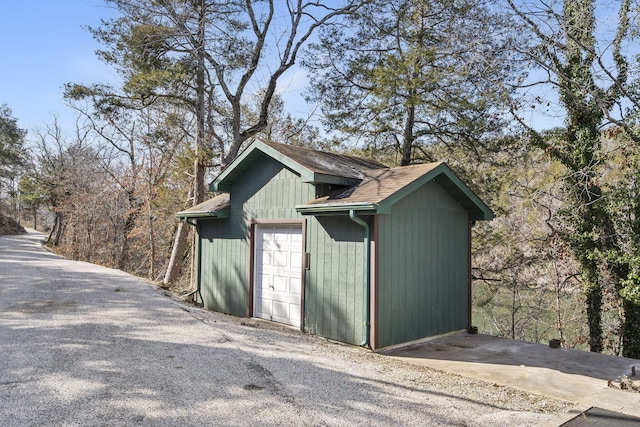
0,231,572,426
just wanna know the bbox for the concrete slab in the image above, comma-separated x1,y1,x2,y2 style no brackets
561,407,640,427
382,332,640,421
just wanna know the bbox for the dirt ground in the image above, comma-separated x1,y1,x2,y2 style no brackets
0,212,25,236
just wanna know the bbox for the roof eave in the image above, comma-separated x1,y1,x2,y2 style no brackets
295,202,381,216
175,207,230,219
209,143,260,192
433,168,495,221
375,163,494,221
296,202,388,216
302,173,362,186
470,211,494,221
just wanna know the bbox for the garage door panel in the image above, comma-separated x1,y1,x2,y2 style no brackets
289,278,301,295
273,230,290,241
255,273,269,292
290,251,302,269
254,296,268,316
291,230,302,243
272,300,288,320
257,250,272,266
289,305,301,323
270,300,301,325
273,251,287,268
272,275,288,292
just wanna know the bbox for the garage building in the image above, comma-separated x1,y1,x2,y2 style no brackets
177,140,493,349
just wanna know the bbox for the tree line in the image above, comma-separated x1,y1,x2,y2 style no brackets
1,0,640,358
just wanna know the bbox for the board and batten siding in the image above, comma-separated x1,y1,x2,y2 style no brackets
304,215,366,345
197,154,315,317
376,181,470,348
198,216,247,315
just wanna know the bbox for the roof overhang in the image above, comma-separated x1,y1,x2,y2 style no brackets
175,208,230,219
305,172,362,186
175,193,230,219
295,202,383,216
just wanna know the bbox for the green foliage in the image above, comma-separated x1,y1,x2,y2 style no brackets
0,104,27,181
18,173,45,227
304,0,520,165
620,283,640,306
601,128,640,357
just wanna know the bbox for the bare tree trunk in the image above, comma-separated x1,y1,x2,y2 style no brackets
148,197,156,279
71,213,79,260
400,105,416,166
163,4,207,287
163,220,190,286
193,1,207,206
45,217,56,244
51,212,64,246
163,181,195,286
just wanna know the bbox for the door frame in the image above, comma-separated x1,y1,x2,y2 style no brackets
248,218,306,330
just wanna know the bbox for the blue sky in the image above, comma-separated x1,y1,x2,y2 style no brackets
6,1,607,141
0,1,119,135
0,1,314,140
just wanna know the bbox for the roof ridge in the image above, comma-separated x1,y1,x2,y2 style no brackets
260,139,388,171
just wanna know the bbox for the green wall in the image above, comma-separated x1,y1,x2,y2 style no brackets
197,153,471,348
376,181,470,348
197,154,314,317
197,153,367,345
198,216,247,315
304,215,366,345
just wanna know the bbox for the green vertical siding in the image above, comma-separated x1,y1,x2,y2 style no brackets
377,181,469,348
196,151,471,348
197,154,314,317
304,215,365,345
198,216,247,315
241,157,310,219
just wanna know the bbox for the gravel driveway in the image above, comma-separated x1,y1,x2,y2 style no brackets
0,231,571,426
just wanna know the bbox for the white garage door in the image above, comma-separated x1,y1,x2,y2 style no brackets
254,224,303,327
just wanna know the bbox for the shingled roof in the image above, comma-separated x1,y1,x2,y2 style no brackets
306,163,442,206
175,193,230,219
296,162,494,221
259,141,387,179
211,140,387,191
182,140,493,221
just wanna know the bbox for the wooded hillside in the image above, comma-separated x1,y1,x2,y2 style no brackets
0,212,25,235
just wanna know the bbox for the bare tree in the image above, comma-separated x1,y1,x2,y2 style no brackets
67,0,367,285
505,0,640,355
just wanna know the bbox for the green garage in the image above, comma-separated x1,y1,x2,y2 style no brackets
177,140,493,349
